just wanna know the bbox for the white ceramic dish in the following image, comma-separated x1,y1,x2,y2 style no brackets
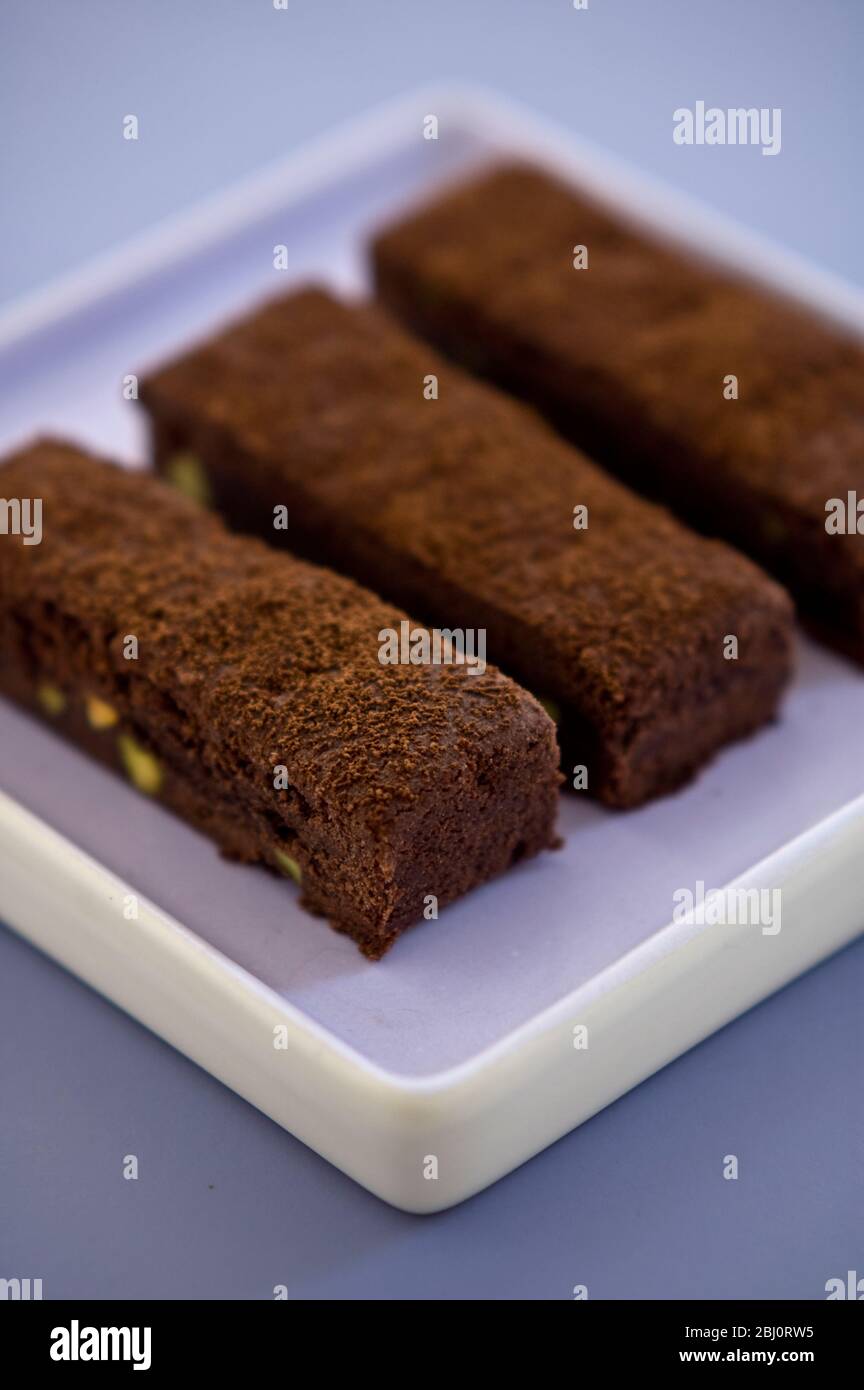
1,86,863,1213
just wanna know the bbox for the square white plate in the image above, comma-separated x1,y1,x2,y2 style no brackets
2,86,863,1212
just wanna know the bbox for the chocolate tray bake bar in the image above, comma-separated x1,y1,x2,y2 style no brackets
140,288,795,809
0,439,560,958
372,162,864,662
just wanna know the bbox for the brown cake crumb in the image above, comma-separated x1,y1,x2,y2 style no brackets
140,287,794,807
372,161,864,661
0,439,560,957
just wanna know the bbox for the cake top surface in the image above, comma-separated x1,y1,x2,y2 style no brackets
143,286,793,717
372,161,864,511
0,440,548,824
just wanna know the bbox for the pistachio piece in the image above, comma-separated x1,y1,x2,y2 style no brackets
165,452,211,506
273,849,302,884
117,733,163,796
86,695,119,730
37,681,66,716
539,696,561,724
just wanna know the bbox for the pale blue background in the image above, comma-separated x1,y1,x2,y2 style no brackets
1,0,863,1299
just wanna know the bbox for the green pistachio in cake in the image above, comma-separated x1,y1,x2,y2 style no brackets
86,695,119,730
37,681,66,716
118,733,163,796
165,452,211,506
539,696,561,724
274,849,302,883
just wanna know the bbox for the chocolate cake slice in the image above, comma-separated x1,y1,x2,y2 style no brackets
372,162,864,662
0,439,560,958
139,288,794,809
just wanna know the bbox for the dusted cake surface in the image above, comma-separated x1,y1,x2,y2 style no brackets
372,161,864,660
0,439,560,956
142,286,794,807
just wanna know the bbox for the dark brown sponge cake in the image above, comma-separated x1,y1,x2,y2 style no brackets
0,439,560,958
139,288,794,808
371,162,864,663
